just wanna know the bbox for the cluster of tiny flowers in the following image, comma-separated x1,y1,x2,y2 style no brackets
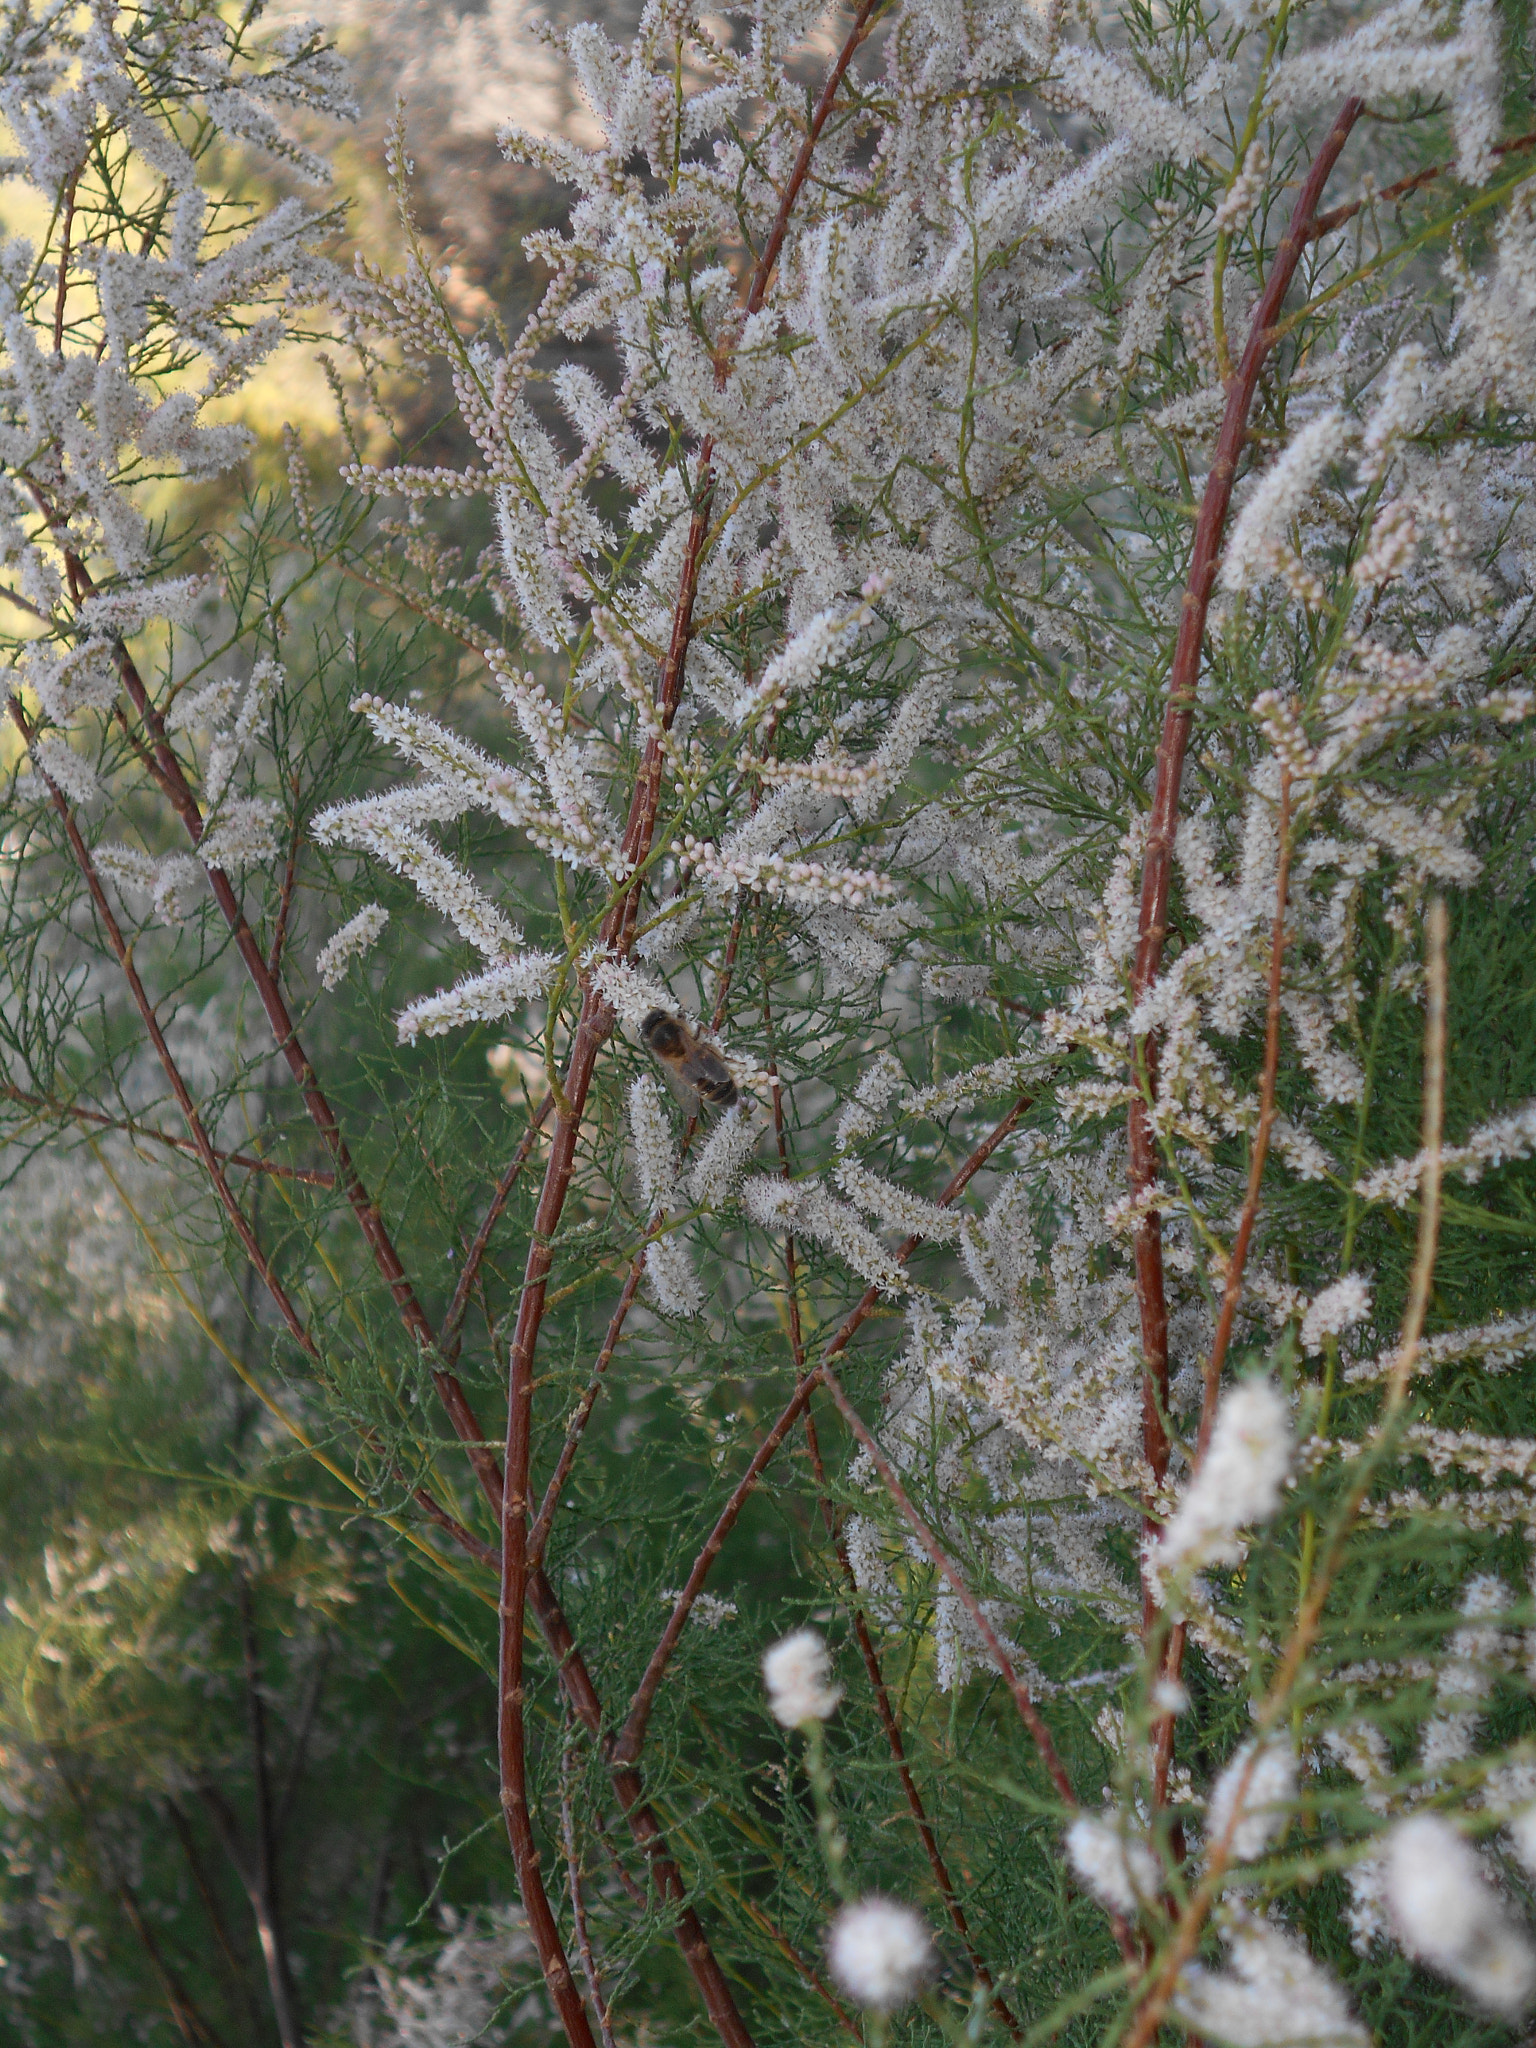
660,1589,738,1629
1065,1811,1162,1915
1356,1099,1536,1205
1205,1738,1297,1865
761,1628,842,1727
743,1175,908,1295
394,954,561,1045
1299,1275,1373,1355
1151,1380,1293,1587
1175,1911,1368,2047
825,1900,935,2014
1210,143,1269,235
315,904,388,990
585,953,675,1030
671,836,895,911
687,1107,761,1210
626,1076,703,1316
1384,1815,1536,2017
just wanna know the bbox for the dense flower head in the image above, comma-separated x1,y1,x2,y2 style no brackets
1151,1380,1293,1586
762,1628,842,1727
826,1898,935,2012
1385,1815,1536,2017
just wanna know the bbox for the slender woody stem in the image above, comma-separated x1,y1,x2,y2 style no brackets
560,1723,619,2048
1120,900,1449,2048
1196,769,1294,1453
495,14,891,2039
815,1365,1073,1798
1306,123,1536,242
612,1090,1034,1767
1127,96,1361,1575
440,1090,555,1365
0,1084,334,1184
1149,769,1292,1803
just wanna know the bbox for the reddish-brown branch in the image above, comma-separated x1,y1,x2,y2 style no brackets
1197,766,1293,1457
411,1487,499,1569
1,1083,335,1185
53,173,77,355
803,1396,1023,2035
91,627,511,1519
69,608,704,2048
739,0,881,323
523,1568,756,2048
1126,97,1361,1540
499,1026,606,2048
23,429,677,2048
812,1363,1132,1976
613,1090,1034,1768
11,694,322,1362
1148,776,1294,1810
535,1110,1034,2048
1306,123,1536,243
266,786,303,980
729,1884,859,2035
233,1574,305,2048
496,14,885,2010
814,1369,1068,1797
440,1090,555,1365
528,1251,646,1568
116,1875,229,2047
560,1724,620,2048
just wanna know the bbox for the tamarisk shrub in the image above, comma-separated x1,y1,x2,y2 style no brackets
4,0,1536,2041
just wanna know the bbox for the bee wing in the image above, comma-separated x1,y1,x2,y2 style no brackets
681,1044,738,1105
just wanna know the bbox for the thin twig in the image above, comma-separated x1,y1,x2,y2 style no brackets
804,1401,1024,2035
1306,123,1536,242
612,1090,1035,1769
52,172,77,354
528,1252,646,1567
1392,896,1448,1393
439,1090,554,1364
6,517,512,1517
266,784,303,979
15,708,501,1577
524,1568,755,2038
1,1082,335,1185
762,968,1023,2031
814,1366,1074,1802
115,1875,228,2046
234,1572,305,2048
1197,767,1293,1449
813,1348,1135,1981
167,1802,268,2039
561,1718,620,2048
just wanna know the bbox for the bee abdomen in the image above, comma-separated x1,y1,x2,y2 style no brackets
697,1066,738,1108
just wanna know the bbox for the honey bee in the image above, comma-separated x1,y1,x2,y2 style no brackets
641,1009,739,1108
